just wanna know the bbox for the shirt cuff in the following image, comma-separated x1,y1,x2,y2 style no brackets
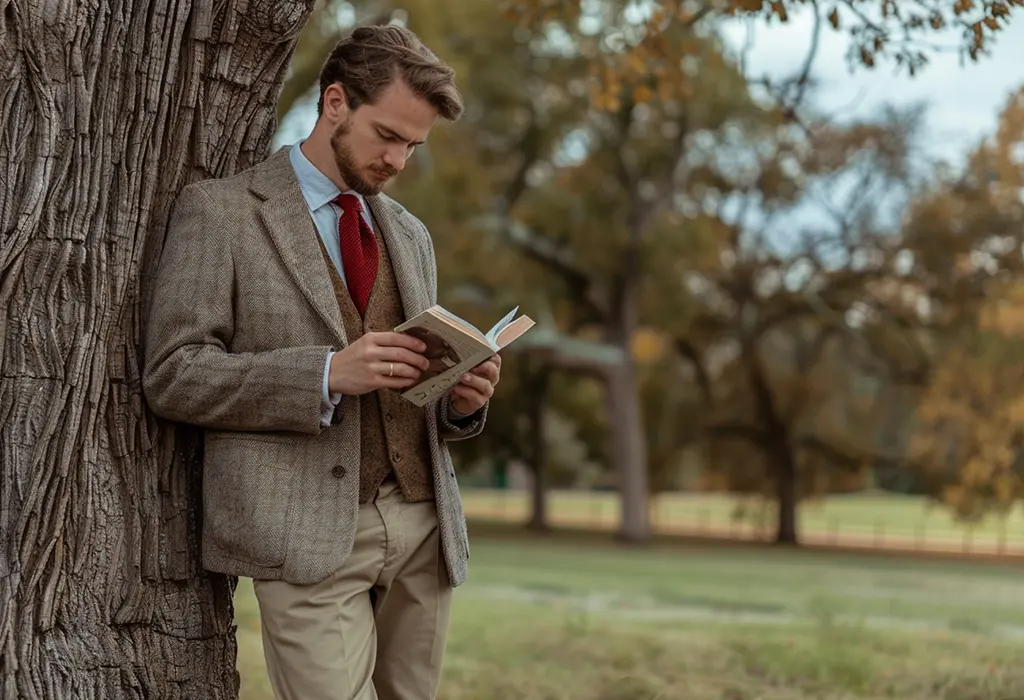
321,351,343,426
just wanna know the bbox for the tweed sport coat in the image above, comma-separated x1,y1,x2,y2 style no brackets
142,147,486,587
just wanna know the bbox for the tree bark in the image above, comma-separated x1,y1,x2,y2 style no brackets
0,3,314,698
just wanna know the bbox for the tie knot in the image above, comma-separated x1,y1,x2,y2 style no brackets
333,193,362,215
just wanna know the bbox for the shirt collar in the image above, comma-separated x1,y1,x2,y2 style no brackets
289,140,370,215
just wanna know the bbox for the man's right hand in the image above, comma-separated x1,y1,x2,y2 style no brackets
328,332,429,395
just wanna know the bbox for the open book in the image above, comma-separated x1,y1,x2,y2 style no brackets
394,305,535,407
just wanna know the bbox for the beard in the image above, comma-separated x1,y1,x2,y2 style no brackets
330,119,397,196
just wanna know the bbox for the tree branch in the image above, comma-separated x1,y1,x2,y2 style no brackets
675,337,715,407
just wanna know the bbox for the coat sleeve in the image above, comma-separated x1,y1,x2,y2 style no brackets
142,184,332,435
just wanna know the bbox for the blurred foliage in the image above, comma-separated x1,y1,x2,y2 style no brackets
908,88,1024,522
277,0,1024,534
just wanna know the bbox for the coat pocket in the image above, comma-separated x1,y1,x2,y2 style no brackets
202,436,296,567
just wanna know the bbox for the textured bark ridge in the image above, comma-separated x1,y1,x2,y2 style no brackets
0,2,314,698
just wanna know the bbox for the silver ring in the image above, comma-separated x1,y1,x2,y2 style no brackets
388,363,394,377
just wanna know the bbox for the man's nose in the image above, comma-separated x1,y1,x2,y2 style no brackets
382,145,408,171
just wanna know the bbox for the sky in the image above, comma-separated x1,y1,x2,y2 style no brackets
718,12,1024,166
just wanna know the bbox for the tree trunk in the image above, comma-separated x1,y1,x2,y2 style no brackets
773,447,799,545
607,284,650,543
741,335,799,546
527,367,549,531
0,3,314,698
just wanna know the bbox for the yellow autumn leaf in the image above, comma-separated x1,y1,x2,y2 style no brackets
632,84,655,103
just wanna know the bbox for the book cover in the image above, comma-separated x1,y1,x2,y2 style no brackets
394,305,535,407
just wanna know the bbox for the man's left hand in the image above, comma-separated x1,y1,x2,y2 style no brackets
449,354,501,416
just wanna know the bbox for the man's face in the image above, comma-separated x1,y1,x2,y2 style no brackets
328,78,437,196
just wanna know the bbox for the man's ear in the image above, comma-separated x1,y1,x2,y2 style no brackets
322,83,349,122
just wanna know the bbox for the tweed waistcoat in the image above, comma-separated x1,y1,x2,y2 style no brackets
318,221,434,503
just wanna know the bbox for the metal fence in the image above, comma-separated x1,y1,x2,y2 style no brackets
461,488,1024,557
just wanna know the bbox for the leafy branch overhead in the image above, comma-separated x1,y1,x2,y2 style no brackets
502,0,1024,101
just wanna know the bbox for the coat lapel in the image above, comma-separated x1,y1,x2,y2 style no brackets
251,148,347,345
366,195,431,322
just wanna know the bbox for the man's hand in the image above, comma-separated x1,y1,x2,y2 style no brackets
328,332,429,395
449,354,501,416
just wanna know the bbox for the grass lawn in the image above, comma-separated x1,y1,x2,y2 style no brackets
235,530,1024,699
462,489,1024,552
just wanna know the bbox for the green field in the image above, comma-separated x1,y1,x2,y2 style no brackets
462,489,1024,553
235,528,1024,699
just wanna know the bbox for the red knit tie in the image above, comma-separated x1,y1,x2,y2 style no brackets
334,193,378,315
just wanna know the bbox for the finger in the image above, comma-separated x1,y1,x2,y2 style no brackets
378,376,420,390
370,331,428,354
372,361,421,380
471,360,499,383
459,372,494,398
450,384,484,403
369,346,430,371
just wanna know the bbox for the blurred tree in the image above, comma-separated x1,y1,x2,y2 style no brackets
685,95,1024,544
465,23,765,541
908,87,1024,522
276,0,1022,544
1,1,315,697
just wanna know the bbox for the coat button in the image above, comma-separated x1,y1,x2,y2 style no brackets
331,465,346,478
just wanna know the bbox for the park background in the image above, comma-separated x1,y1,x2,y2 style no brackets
5,1,1024,699
246,1,1024,698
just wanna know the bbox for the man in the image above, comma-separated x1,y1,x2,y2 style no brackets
142,25,499,700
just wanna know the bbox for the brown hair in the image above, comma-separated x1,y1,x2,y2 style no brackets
317,25,463,121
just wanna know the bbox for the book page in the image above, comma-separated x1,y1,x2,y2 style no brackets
495,315,536,348
484,306,520,348
432,306,486,339
427,307,490,347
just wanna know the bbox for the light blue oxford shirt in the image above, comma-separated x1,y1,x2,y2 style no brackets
288,141,374,426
